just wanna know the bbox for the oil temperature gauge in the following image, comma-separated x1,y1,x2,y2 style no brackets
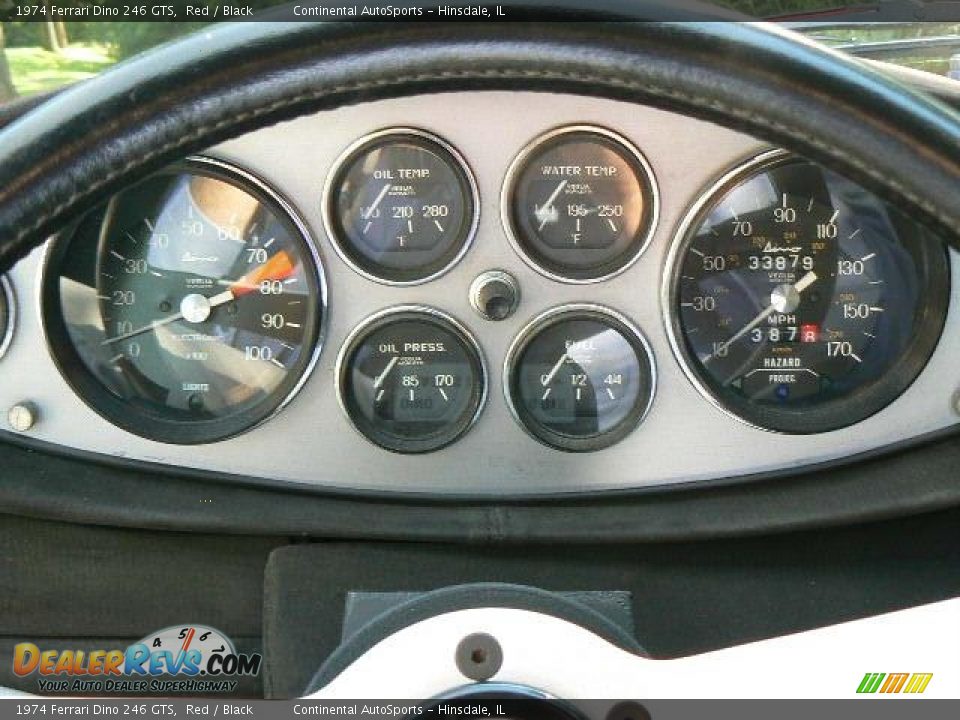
337,307,486,453
505,305,655,452
324,129,479,285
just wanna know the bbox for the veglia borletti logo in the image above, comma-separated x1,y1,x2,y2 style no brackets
12,625,261,694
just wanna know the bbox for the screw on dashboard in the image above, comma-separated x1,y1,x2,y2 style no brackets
8,402,38,432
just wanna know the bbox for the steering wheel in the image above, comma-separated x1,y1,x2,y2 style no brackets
0,19,959,276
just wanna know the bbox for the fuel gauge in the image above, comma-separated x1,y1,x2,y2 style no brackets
337,306,486,453
505,305,655,451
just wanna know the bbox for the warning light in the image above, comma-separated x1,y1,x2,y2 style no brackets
800,323,820,343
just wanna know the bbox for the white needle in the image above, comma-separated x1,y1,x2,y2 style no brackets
793,270,818,293
535,180,568,231
541,352,569,387
374,356,400,389
707,270,818,362
103,313,183,345
363,183,392,220
207,289,236,307
101,288,240,346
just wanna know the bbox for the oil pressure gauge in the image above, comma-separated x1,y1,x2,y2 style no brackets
505,305,655,452
503,126,658,282
324,129,479,285
338,307,486,453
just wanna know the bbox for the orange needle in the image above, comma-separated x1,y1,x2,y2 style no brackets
230,250,295,297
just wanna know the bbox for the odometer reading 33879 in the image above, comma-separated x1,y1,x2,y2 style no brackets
667,152,949,433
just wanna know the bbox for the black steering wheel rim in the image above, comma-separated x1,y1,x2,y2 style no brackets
1,19,960,276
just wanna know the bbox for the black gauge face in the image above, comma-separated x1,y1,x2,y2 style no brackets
44,160,324,444
326,130,478,284
670,154,949,433
339,309,486,453
505,128,657,281
507,307,655,451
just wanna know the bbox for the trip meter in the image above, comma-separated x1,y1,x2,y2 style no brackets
505,305,655,451
43,158,325,444
503,126,658,282
337,307,486,453
666,151,949,433
324,129,479,285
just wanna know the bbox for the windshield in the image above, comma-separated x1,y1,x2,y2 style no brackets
1,4,959,102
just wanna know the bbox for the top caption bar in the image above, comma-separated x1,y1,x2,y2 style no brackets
5,0,960,23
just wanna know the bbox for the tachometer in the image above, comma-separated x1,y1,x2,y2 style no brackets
43,157,325,444
665,151,949,433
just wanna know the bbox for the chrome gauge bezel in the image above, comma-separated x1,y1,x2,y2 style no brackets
40,155,328,445
321,127,481,287
335,305,488,454
504,303,657,452
662,148,951,434
0,274,16,360
501,124,660,284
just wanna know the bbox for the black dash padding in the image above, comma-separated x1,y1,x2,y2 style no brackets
0,514,283,697
263,507,960,697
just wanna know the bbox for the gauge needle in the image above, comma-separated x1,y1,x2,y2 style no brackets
102,313,185,345
374,356,400,389
706,270,818,362
363,183,392,220
541,352,569,386
535,180,568,230
221,250,295,298
102,251,296,346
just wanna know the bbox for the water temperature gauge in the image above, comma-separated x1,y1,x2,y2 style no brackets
505,305,655,452
503,126,658,282
337,307,487,453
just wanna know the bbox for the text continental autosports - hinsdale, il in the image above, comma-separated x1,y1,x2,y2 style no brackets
293,705,498,717
293,4,505,17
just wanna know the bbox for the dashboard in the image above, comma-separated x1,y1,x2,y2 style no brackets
2,91,957,496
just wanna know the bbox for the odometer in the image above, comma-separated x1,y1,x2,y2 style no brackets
43,158,325,444
666,151,949,433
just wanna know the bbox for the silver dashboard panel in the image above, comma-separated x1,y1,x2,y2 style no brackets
4,91,959,496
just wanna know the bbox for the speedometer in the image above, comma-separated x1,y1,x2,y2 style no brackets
665,151,949,433
43,157,325,444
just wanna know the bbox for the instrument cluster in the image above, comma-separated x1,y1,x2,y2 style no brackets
37,123,949,454
2,91,955,494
